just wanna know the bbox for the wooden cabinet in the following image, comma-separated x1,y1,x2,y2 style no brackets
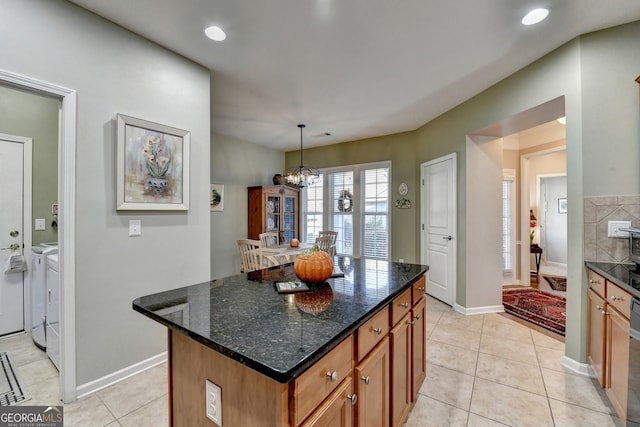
411,296,427,400
586,268,631,421
587,288,606,386
301,377,355,427
248,185,299,244
390,312,411,427
354,338,390,427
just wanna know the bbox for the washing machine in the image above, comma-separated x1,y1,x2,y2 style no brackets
30,244,57,350
45,253,60,371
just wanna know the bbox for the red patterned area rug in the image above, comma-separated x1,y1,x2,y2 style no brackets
502,288,566,336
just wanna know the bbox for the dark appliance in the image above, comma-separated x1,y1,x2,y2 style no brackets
627,293,640,425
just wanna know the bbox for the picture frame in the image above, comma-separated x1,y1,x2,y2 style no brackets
558,198,567,214
116,114,190,211
210,183,224,211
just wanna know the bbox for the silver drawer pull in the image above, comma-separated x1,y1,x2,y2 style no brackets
361,375,370,385
589,279,600,284
596,305,603,311
373,327,383,335
401,302,409,309
610,295,623,302
602,310,608,316
414,314,421,320
346,394,357,405
326,371,338,382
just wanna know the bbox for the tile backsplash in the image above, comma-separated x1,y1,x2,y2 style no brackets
584,195,640,263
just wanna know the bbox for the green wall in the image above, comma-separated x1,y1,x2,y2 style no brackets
211,133,285,278
0,85,59,245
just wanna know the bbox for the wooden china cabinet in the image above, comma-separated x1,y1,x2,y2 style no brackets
248,185,299,245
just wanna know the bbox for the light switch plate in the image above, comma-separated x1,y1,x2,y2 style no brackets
35,218,46,230
128,220,141,236
608,220,632,238
205,380,222,426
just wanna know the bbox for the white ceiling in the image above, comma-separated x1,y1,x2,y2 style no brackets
68,0,640,151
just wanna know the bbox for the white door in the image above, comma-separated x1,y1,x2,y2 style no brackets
0,138,25,336
421,154,457,306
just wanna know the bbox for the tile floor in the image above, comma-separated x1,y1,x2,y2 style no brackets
1,294,622,426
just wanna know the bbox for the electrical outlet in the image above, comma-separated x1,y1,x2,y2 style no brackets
35,218,46,230
128,220,141,236
608,220,631,238
205,380,222,426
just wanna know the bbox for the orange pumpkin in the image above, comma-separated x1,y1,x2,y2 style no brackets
294,250,333,284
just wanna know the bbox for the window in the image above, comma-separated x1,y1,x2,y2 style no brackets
301,162,390,260
502,170,516,273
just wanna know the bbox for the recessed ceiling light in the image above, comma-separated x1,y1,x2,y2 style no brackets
204,26,226,41
521,8,549,26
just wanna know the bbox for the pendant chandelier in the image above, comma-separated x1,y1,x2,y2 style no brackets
284,124,319,187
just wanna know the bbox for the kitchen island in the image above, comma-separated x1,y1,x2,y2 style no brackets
133,256,428,427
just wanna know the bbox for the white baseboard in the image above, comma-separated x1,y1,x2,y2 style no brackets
561,355,592,377
76,352,167,399
454,304,504,315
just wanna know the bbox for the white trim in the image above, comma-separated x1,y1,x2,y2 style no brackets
0,68,77,403
455,304,504,315
76,352,167,399
561,355,592,377
0,133,32,332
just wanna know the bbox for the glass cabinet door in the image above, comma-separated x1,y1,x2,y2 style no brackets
267,195,280,232
282,195,296,243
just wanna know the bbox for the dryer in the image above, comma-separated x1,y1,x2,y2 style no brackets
45,253,60,371
30,245,57,349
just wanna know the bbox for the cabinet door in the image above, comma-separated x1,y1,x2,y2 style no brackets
355,338,390,427
411,297,426,401
282,193,298,244
390,313,411,427
301,377,355,427
587,288,606,387
606,307,630,421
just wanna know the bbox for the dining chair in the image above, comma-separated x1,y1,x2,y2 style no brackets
314,236,334,254
318,230,337,255
259,232,280,248
237,239,263,272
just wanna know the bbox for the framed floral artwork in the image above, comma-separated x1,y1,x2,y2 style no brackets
116,114,190,210
210,183,224,211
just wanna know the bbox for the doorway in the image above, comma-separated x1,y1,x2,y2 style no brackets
0,69,77,403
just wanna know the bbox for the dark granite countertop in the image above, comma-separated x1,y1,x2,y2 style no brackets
585,261,640,299
133,256,428,383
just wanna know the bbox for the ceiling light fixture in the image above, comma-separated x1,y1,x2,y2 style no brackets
284,124,319,188
204,26,226,41
521,8,549,26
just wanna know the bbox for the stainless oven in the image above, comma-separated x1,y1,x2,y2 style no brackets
628,291,640,425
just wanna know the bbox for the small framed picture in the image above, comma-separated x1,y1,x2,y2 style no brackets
210,183,224,211
558,198,567,214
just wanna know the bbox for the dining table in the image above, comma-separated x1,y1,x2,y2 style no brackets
262,243,313,266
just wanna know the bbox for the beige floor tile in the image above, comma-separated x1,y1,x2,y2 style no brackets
426,339,478,376
437,310,485,332
475,353,546,395
118,395,168,427
105,422,123,427
535,345,567,372
17,357,59,386
482,312,513,325
467,412,511,426
531,329,564,350
479,333,538,365
426,296,451,313
429,323,482,351
541,368,614,414
64,394,116,427
96,365,168,419
419,363,474,410
19,375,61,406
482,318,533,343
404,394,469,427
470,378,554,427
549,398,622,426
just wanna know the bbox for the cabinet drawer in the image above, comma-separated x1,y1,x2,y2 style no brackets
357,306,389,361
606,281,632,319
588,269,605,297
292,335,354,426
411,276,426,306
391,288,412,327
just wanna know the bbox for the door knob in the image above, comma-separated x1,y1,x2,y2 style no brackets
442,235,452,241
9,230,19,237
